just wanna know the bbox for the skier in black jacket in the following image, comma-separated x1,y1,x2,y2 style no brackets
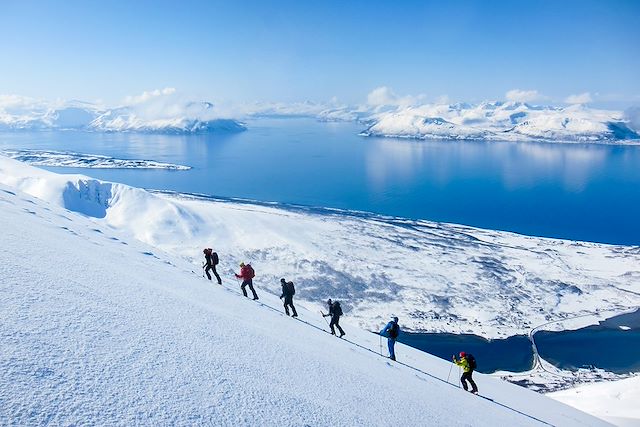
323,299,345,337
203,248,222,284
279,278,298,317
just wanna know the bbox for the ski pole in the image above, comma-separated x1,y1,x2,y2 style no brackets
447,363,453,384
379,335,383,356
320,311,331,332
458,365,462,389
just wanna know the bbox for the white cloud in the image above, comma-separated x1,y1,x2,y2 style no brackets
123,87,176,105
0,94,48,111
624,106,640,131
367,86,398,106
505,89,545,103
434,95,451,105
564,92,592,104
367,86,425,107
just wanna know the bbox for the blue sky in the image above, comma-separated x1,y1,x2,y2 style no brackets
1,0,639,106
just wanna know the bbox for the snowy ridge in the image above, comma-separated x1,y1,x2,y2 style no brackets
1,155,638,341
0,149,191,170
0,174,608,425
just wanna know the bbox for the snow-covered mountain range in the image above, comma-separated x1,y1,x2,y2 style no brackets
2,93,639,142
359,102,640,143
0,94,245,134
0,158,610,426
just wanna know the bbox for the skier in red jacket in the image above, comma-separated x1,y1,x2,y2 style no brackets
235,262,259,300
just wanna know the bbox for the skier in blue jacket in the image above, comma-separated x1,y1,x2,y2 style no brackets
380,316,400,361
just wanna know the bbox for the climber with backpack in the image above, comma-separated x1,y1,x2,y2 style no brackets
235,262,258,300
202,248,222,285
279,278,298,317
322,299,345,337
452,351,478,394
380,316,400,361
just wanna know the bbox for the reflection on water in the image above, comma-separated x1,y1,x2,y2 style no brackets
1,118,639,244
365,137,608,194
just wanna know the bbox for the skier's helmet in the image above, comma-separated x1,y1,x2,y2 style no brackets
240,262,245,267
327,298,332,305
392,316,399,322
459,351,466,358
281,278,286,284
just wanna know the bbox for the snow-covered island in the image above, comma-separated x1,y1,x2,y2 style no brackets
0,155,616,426
1,149,191,170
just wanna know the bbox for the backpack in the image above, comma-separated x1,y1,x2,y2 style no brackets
246,264,255,279
389,322,399,339
212,252,219,265
333,302,343,316
466,354,477,370
286,281,295,295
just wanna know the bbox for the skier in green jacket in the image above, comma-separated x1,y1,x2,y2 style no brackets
452,352,478,394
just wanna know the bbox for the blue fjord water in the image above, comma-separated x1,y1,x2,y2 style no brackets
0,118,639,245
399,309,640,374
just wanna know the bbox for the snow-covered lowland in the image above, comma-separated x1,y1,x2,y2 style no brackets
0,157,613,426
1,149,191,170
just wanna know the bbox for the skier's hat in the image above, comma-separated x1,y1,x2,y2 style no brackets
240,262,245,267
280,278,286,283
459,351,466,358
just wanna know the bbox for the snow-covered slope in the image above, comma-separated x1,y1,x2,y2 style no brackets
0,174,608,425
549,376,640,426
361,102,640,143
1,156,638,340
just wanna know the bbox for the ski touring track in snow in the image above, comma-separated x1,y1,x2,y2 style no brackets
201,274,555,426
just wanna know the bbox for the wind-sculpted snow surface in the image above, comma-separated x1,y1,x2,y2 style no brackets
1,149,191,170
1,155,639,340
0,178,608,426
361,102,640,143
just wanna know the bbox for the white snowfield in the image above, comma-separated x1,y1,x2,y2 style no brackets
0,156,638,339
360,102,640,143
549,376,640,426
0,177,609,426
